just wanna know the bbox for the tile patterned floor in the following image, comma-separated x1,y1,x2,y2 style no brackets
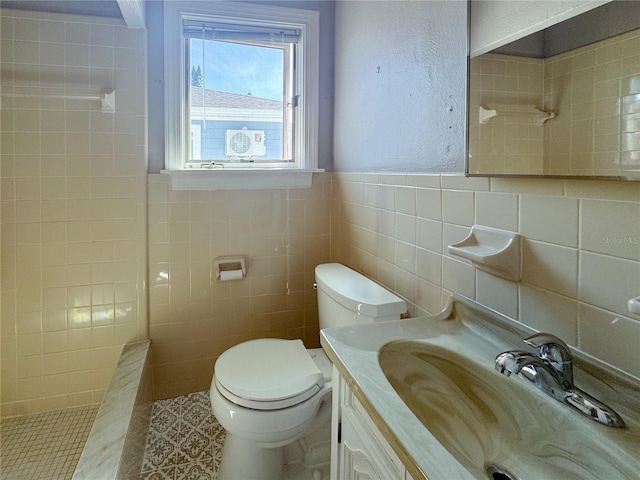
1,391,326,480
140,391,225,480
0,405,99,480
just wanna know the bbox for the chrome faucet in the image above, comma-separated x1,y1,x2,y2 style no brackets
495,333,626,428
524,333,573,389
495,350,568,401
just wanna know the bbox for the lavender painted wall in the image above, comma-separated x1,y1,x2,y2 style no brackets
333,0,467,173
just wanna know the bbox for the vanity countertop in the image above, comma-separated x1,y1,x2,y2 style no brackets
320,294,640,480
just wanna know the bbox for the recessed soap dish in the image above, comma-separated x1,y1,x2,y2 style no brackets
448,225,521,281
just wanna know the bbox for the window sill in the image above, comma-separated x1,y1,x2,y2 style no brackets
160,168,324,191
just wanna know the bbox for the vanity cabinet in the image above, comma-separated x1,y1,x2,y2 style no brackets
331,367,414,480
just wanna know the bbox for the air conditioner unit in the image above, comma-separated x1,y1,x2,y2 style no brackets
225,129,267,158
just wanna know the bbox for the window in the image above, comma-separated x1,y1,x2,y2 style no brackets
163,2,321,189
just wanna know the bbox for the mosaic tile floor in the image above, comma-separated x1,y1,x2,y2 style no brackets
140,391,330,480
0,404,99,480
1,391,328,480
140,391,225,480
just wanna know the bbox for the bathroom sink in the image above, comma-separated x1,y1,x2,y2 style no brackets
379,341,640,480
320,294,640,480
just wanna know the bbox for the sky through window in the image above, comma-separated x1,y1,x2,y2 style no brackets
190,39,285,100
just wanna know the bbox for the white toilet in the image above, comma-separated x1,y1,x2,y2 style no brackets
210,263,407,480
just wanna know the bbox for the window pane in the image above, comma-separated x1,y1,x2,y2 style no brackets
187,37,294,164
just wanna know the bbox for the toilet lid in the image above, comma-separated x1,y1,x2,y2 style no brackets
215,339,324,403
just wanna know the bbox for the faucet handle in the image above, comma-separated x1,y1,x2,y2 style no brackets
524,333,572,359
524,333,573,388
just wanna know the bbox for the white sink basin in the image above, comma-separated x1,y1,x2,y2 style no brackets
379,341,639,479
320,294,640,480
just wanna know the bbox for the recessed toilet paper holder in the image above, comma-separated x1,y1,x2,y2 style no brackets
214,256,246,281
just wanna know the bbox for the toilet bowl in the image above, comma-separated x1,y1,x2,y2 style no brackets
212,341,332,446
211,341,332,479
210,263,407,480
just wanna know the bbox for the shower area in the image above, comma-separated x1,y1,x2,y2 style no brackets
1,342,227,479
0,3,149,475
1,404,98,479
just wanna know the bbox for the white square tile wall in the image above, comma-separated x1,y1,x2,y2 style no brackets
332,173,640,378
146,173,331,399
1,9,147,416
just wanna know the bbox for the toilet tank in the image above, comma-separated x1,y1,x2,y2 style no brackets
315,263,407,330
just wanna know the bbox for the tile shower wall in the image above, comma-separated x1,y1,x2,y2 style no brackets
1,10,148,416
331,173,640,378
147,173,331,400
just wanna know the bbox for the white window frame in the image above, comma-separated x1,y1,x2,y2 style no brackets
162,1,322,190
190,123,201,160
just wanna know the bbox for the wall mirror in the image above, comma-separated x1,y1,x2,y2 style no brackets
468,1,640,180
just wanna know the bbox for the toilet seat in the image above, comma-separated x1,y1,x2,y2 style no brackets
215,377,321,410
215,338,324,410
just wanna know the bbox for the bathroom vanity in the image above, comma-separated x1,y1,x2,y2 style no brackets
331,370,414,479
321,295,640,480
